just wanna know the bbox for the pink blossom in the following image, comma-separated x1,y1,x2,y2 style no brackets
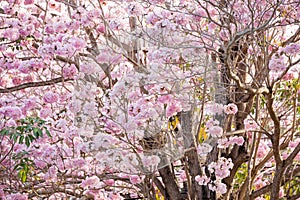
229,136,244,146
224,103,238,115
289,138,300,148
43,92,59,104
103,179,115,186
166,102,182,117
23,97,37,111
157,94,172,104
195,175,210,185
146,13,161,25
283,43,300,55
193,9,206,21
143,155,160,167
45,25,54,34
81,176,100,188
148,0,165,4
83,102,98,117
34,160,47,168
254,197,265,200
68,99,82,113
254,179,267,190
96,24,106,33
127,3,143,16
282,73,294,81
53,22,66,33
215,181,227,194
218,138,229,148
205,103,224,115
269,56,287,71
124,121,138,133
12,77,22,85
109,193,122,200
257,142,270,159
219,30,230,41
3,28,20,41
56,119,67,131
80,63,100,74
207,126,223,137
40,106,53,118
215,168,230,179
208,22,217,33
130,175,142,184
6,119,17,127
179,170,187,182
244,118,258,131
69,37,86,50
128,91,141,101
208,157,233,179
24,0,34,5
63,64,78,78
18,62,31,73
96,51,122,65
6,193,28,200
197,143,213,155
48,0,61,11
205,118,220,128
4,106,22,119
44,166,58,182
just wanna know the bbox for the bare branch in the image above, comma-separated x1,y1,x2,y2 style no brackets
0,77,73,94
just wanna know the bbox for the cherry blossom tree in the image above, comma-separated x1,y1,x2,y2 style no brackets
0,0,299,199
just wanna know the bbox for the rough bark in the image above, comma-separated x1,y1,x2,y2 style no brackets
158,166,183,200
181,111,203,200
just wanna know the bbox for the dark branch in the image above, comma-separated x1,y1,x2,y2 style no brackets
0,77,73,94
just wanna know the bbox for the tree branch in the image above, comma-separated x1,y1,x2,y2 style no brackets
250,166,300,199
0,77,73,93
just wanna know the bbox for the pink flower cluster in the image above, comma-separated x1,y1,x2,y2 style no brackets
129,175,142,184
282,43,300,56
204,103,224,115
224,103,238,115
142,155,161,168
0,106,22,119
5,193,28,200
195,175,210,185
209,181,227,195
63,64,78,78
207,125,223,138
43,91,59,104
40,106,53,118
80,63,101,75
244,118,259,131
69,37,86,50
268,56,287,71
197,143,213,155
208,157,233,179
218,136,244,148
81,176,100,189
96,50,122,65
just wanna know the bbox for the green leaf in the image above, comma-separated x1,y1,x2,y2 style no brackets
28,134,35,142
16,126,24,132
25,136,30,147
13,134,18,143
19,170,27,183
9,133,13,140
19,135,24,144
33,127,41,138
45,128,51,138
18,170,23,179
38,128,43,137
0,129,8,135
